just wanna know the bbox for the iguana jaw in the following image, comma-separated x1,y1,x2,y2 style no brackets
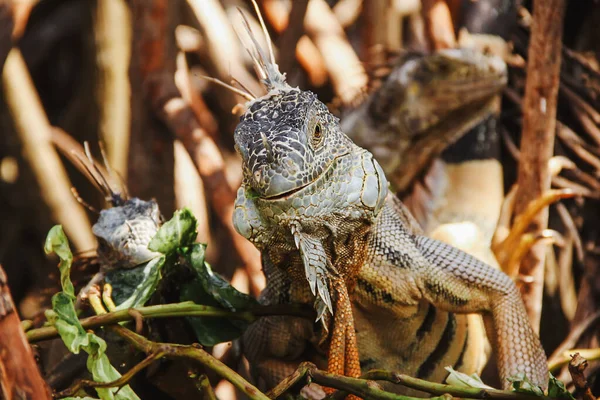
259,152,351,201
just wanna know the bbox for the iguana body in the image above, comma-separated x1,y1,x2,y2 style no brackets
230,18,547,396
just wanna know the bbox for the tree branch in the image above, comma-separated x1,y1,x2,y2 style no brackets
513,0,567,332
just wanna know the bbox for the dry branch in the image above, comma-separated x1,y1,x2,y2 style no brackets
263,0,368,104
513,0,566,332
568,353,596,400
0,265,51,400
421,0,456,50
0,0,13,71
95,0,132,179
261,0,328,86
2,49,96,252
129,0,263,295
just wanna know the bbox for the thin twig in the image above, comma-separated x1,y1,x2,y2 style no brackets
56,352,164,398
1,49,96,252
26,301,314,343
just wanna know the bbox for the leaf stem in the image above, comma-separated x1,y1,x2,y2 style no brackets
26,301,314,343
55,352,164,398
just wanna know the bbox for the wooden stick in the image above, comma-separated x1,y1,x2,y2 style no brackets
130,0,264,295
0,0,13,71
513,0,566,332
94,0,132,179
261,0,328,86
2,49,96,252
421,0,456,50
0,265,52,400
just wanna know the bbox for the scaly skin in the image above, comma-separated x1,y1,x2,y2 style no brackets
231,19,547,397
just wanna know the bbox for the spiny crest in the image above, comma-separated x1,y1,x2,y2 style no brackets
236,0,290,92
200,0,293,103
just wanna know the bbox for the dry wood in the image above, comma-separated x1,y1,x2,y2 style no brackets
568,353,596,400
303,0,368,105
513,0,566,332
263,0,368,105
261,0,328,87
276,0,309,75
188,0,263,104
421,0,456,50
95,0,132,179
0,265,52,400
174,140,211,246
0,0,13,71
175,51,219,139
2,49,96,252
130,0,264,295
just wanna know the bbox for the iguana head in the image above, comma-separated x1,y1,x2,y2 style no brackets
73,144,163,269
231,11,356,201
367,49,507,136
235,89,355,199
93,198,162,269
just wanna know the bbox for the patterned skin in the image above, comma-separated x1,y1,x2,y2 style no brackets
229,9,548,397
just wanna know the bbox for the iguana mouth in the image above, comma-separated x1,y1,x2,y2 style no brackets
263,180,313,200
261,152,351,201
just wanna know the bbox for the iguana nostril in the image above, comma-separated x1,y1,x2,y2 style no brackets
254,169,262,184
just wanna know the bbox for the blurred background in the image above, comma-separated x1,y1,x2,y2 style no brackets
0,0,599,397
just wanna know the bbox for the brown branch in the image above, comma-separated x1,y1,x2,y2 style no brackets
568,353,596,400
95,0,132,179
513,0,566,332
0,265,51,400
421,0,456,50
111,326,269,400
56,352,162,398
261,0,328,87
276,0,309,74
0,0,13,71
263,0,368,104
1,49,96,252
129,0,264,295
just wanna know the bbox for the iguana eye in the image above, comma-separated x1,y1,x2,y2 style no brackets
312,122,324,147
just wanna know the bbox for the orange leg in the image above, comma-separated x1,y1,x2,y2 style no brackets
324,279,362,399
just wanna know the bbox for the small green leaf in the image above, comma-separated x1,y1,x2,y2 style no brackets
105,256,165,310
508,374,544,396
180,279,246,346
44,225,75,299
186,244,257,311
148,208,198,254
445,367,493,389
44,226,140,400
548,373,575,399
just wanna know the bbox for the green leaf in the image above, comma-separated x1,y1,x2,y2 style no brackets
180,279,246,346
148,208,198,254
186,244,257,311
508,374,544,396
445,367,493,389
180,244,257,345
548,373,575,399
105,256,165,310
44,226,140,400
44,225,75,299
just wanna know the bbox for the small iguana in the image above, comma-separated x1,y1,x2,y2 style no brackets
228,7,548,397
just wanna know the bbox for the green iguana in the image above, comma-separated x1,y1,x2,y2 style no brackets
227,7,547,397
